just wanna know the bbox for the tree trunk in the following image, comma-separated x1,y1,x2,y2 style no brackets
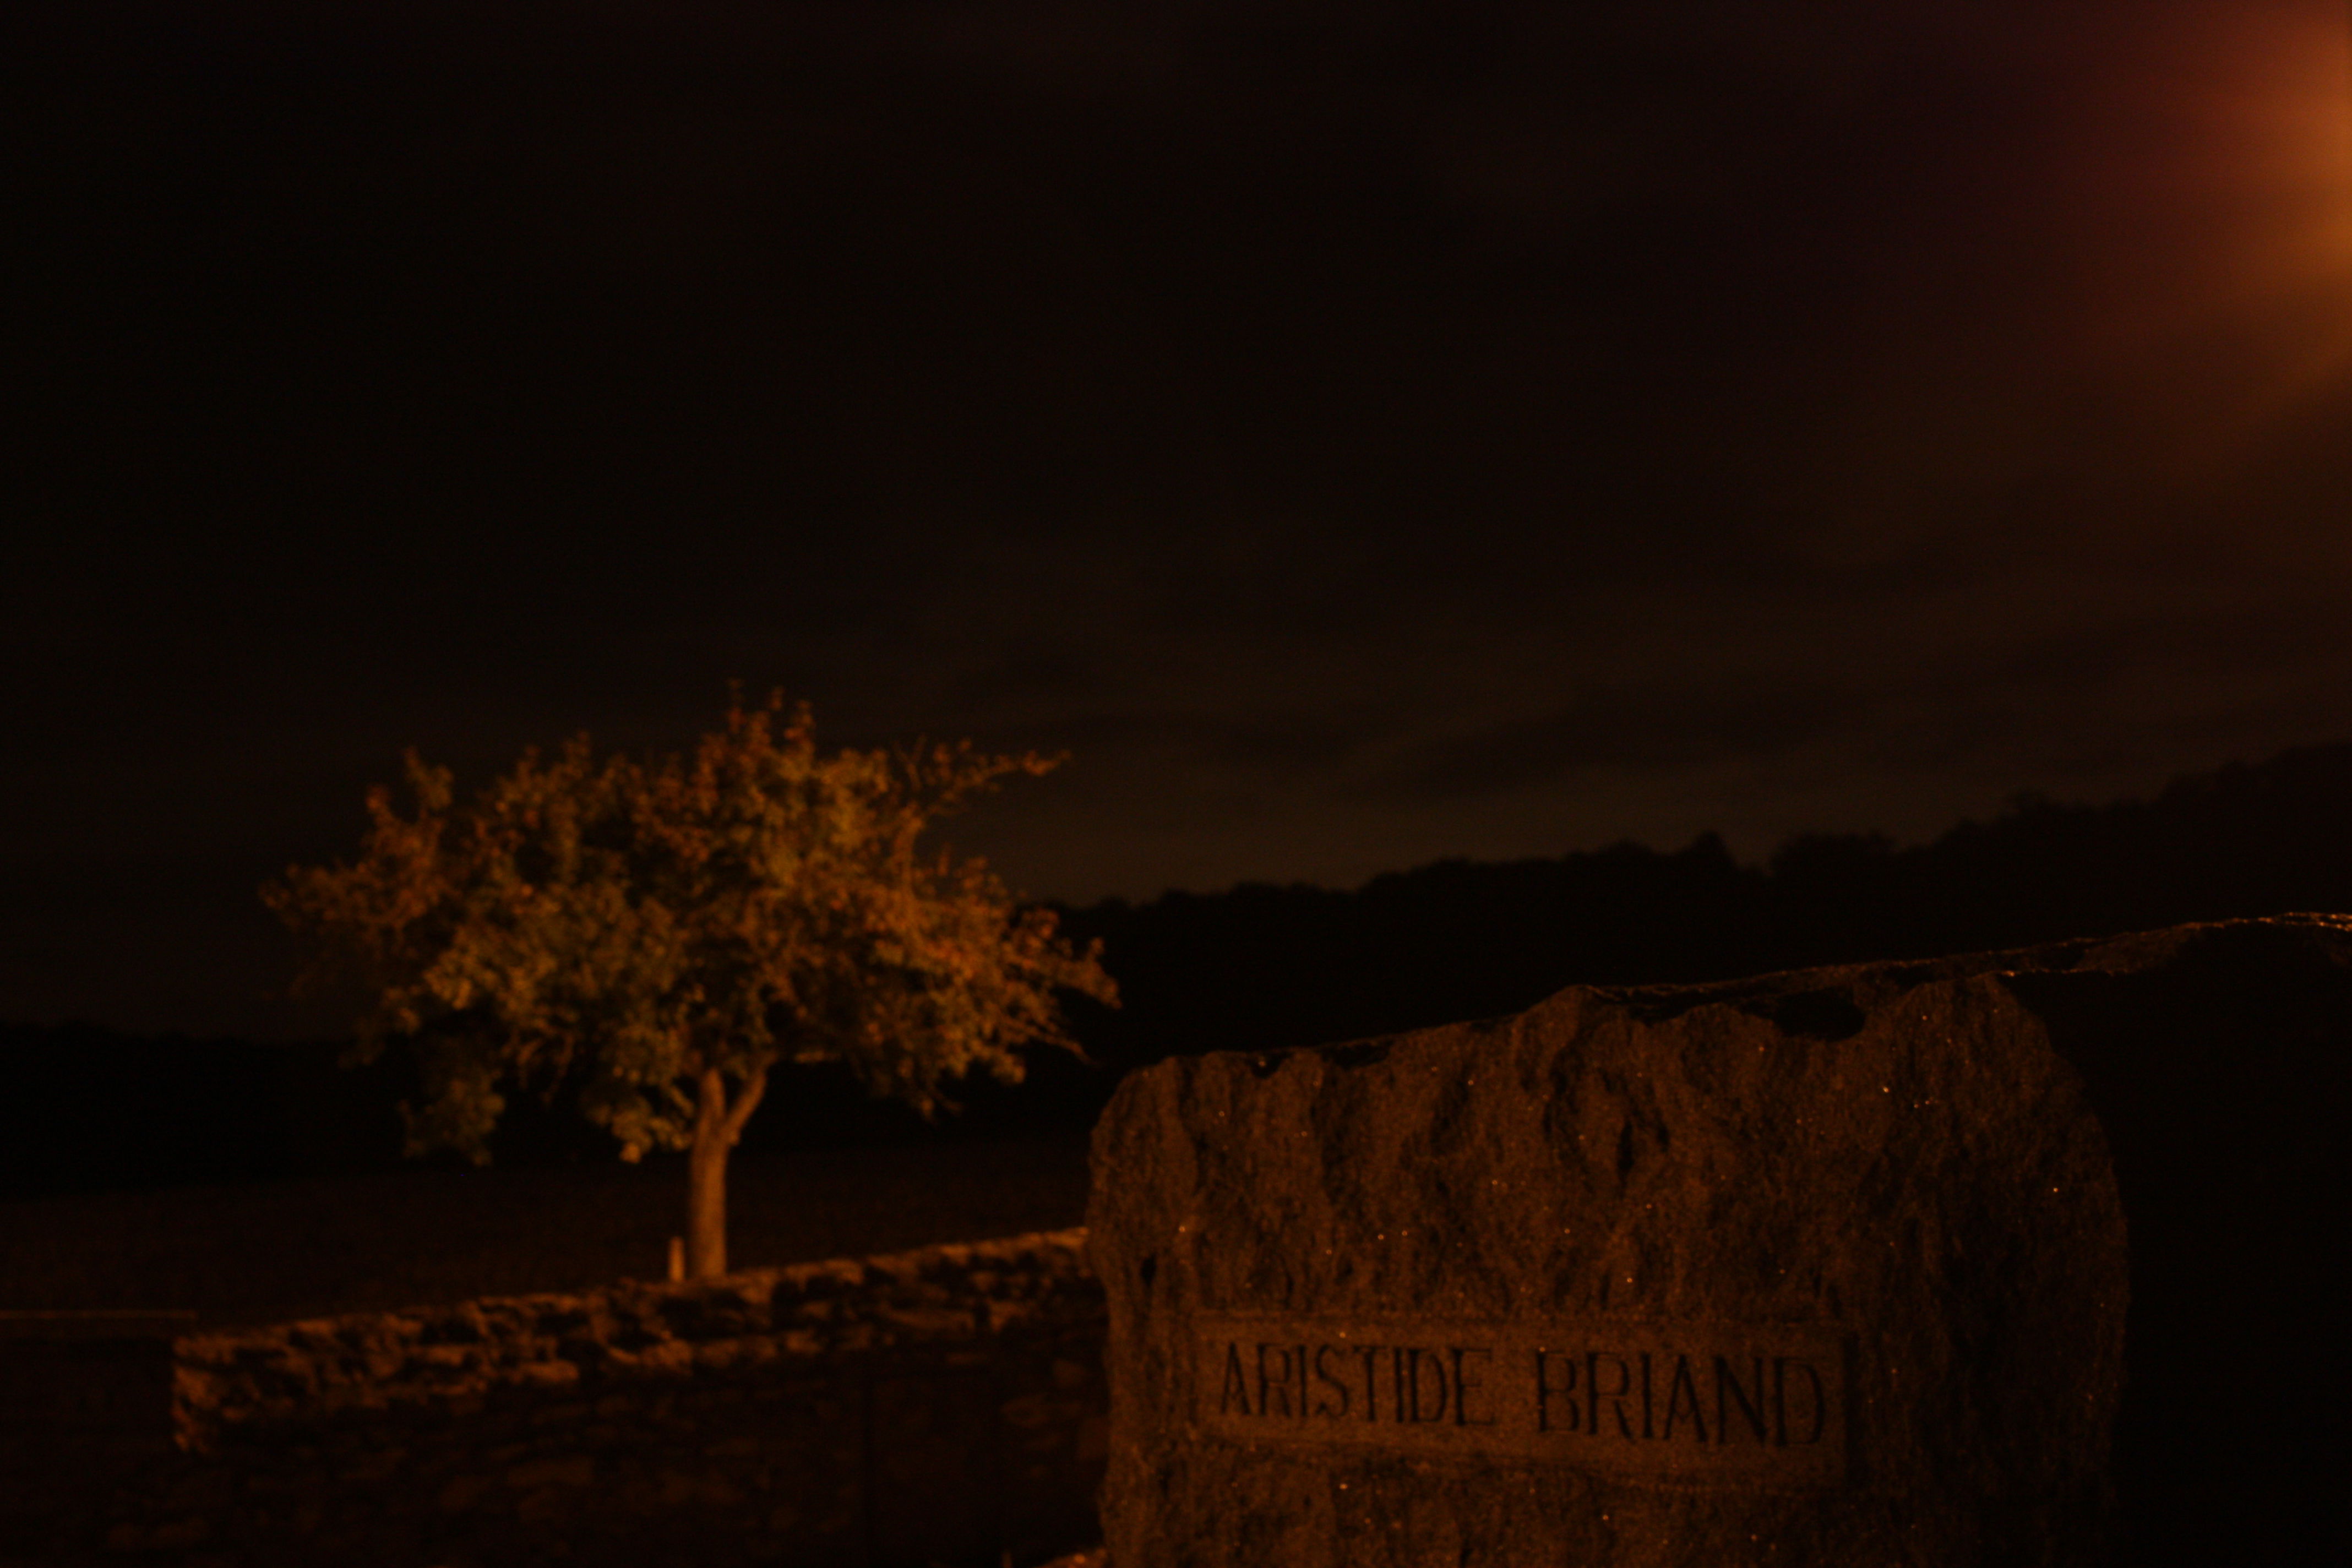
684,1063,769,1281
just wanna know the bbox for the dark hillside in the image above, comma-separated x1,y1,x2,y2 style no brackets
1763,743,2352,962
1057,740,2352,1078
10,742,2352,1199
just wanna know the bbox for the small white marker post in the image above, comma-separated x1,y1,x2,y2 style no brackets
667,1236,686,1283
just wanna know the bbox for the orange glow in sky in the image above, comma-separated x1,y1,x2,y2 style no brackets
2061,2,2352,457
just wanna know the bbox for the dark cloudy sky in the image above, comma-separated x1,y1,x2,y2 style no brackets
6,1,2351,1038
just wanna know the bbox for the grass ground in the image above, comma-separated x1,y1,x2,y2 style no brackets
0,1135,1092,1327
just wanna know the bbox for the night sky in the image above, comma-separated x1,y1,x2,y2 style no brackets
7,1,2351,1039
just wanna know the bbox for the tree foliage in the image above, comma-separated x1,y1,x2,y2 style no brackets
265,693,1116,1274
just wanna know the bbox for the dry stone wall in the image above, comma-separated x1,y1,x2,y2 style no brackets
31,1230,1106,1568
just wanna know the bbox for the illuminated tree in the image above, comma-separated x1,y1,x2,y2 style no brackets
265,694,1117,1279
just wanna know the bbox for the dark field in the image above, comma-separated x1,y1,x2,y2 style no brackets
0,1136,1091,1328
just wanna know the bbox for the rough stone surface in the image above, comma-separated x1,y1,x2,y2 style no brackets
1092,935,2148,1566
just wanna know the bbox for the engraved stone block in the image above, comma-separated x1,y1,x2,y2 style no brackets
1090,958,2131,1566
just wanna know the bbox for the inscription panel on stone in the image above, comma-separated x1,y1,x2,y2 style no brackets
1194,1314,1848,1487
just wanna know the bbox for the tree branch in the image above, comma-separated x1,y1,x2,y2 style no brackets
720,1063,769,1146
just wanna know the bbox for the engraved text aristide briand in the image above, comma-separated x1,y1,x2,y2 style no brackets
1194,1314,1849,1487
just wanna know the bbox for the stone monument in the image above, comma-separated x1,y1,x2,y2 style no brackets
1090,947,2136,1566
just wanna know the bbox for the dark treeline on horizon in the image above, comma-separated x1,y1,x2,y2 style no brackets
1060,738,2352,1066
11,741,2352,1198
